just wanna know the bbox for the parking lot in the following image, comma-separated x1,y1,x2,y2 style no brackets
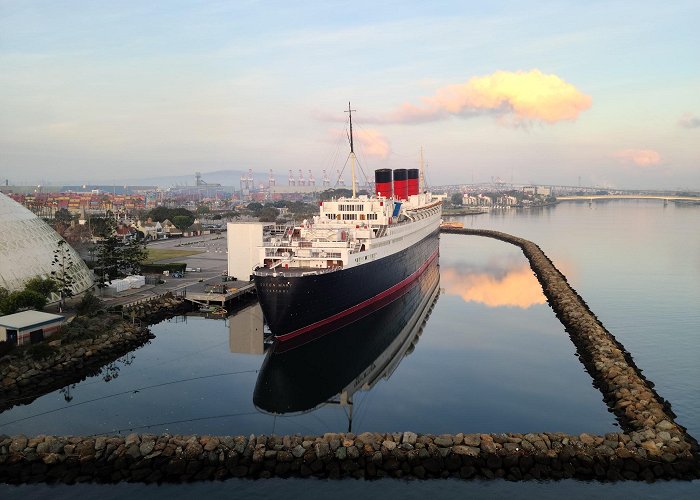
99,233,232,308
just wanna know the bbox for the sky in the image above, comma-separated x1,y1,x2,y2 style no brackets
1,0,698,189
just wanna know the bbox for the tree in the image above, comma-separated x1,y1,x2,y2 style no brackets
146,206,195,223
54,208,74,226
319,188,353,201
246,202,263,216
120,239,148,275
172,215,194,232
90,212,116,238
63,223,93,248
51,239,77,309
0,287,9,315
258,206,279,222
94,234,148,286
50,208,75,237
24,277,58,298
94,234,121,286
450,193,463,206
0,290,47,315
76,290,103,316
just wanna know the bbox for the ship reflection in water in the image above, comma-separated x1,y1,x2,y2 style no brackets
253,258,440,427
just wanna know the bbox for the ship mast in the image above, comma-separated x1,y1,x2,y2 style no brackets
419,146,426,192
345,102,357,198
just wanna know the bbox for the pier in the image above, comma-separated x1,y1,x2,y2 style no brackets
183,280,256,308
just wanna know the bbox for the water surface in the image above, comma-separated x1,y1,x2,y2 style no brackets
2,199,699,497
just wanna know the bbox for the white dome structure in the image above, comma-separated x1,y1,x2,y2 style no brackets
0,192,93,294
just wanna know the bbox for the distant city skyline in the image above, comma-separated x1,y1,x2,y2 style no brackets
1,1,698,190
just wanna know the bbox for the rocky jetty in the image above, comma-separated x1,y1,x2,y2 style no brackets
441,228,699,467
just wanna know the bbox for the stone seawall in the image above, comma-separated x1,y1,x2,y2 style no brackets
0,232,698,483
0,430,697,483
118,294,192,325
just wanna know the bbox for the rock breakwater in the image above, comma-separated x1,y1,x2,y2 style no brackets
0,430,697,483
440,228,699,465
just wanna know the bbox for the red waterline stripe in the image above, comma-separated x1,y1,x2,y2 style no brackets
277,247,439,342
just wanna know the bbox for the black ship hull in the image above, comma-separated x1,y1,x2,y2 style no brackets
254,229,439,342
253,259,440,414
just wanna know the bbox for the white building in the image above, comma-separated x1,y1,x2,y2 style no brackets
523,186,551,197
227,222,274,281
0,310,65,346
478,194,493,206
0,193,93,294
497,195,518,206
462,194,478,206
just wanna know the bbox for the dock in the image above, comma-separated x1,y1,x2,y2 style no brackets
184,279,256,307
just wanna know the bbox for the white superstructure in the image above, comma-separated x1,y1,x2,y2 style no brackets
253,191,441,276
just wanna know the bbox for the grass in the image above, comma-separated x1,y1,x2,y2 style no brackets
145,248,204,263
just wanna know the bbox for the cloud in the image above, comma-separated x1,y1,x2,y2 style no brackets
330,128,391,159
381,69,591,126
441,265,546,309
614,149,662,168
678,113,700,129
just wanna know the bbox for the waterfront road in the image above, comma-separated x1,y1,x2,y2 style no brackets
100,233,231,309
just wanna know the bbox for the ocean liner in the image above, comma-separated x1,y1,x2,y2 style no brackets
252,104,442,342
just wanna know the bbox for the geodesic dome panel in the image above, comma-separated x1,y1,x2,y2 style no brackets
0,192,93,294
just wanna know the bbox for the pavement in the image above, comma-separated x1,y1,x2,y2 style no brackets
52,233,237,311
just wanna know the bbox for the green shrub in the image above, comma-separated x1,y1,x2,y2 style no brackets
0,289,47,314
76,291,104,316
140,262,187,274
27,342,56,361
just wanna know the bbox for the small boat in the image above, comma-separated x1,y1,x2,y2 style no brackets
440,221,464,229
199,305,227,315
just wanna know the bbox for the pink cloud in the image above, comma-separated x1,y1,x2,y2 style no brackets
614,149,662,168
330,128,391,159
382,69,591,127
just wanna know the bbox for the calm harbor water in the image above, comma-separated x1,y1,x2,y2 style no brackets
1,199,699,498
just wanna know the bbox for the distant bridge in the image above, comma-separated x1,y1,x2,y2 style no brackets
556,195,700,202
